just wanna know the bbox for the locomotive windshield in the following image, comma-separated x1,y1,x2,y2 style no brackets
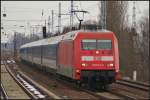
81,39,112,50
97,40,112,50
81,39,97,50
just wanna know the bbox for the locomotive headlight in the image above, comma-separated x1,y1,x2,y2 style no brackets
82,63,86,66
76,69,80,73
82,63,88,67
116,69,119,72
107,63,114,67
109,63,113,66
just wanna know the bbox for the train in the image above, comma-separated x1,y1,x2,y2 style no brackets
20,30,120,89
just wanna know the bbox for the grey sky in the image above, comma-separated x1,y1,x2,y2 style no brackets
1,1,149,43
1,1,99,31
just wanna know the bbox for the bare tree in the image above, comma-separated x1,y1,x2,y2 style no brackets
99,1,135,79
135,8,149,82
100,1,149,82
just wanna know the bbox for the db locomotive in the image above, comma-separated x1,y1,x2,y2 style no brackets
20,30,120,89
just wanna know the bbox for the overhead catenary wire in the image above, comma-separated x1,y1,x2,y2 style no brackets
2,1,102,36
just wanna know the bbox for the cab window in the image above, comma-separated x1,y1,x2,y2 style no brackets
81,39,112,50
81,39,96,50
97,40,112,50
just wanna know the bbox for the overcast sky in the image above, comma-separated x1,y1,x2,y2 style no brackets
1,1,99,33
1,1,149,43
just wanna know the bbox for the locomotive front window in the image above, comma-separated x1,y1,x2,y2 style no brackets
81,39,97,50
81,39,112,50
97,40,112,50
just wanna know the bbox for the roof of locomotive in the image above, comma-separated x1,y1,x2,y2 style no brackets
20,29,114,49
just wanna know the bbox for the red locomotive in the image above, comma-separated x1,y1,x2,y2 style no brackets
20,30,120,89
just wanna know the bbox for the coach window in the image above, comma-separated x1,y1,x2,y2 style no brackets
97,40,112,50
81,39,96,50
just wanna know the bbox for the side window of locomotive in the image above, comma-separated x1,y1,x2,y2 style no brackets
81,39,96,50
97,40,112,50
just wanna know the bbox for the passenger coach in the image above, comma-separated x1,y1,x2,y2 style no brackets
20,30,120,89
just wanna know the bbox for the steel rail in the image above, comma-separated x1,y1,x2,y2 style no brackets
18,71,61,99
5,57,148,99
5,57,60,99
45,72,132,99
3,59,37,99
119,79,149,87
45,70,148,99
1,83,9,99
116,80,149,91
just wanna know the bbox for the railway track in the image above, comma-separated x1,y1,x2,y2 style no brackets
21,62,147,99
47,64,149,99
81,79,149,99
1,83,8,99
117,79,149,91
58,77,148,99
46,74,149,99
1,58,60,99
2,57,149,99
18,71,60,99
1,61,30,99
16,60,99,99
109,79,149,99
20,59,150,99
48,72,124,99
